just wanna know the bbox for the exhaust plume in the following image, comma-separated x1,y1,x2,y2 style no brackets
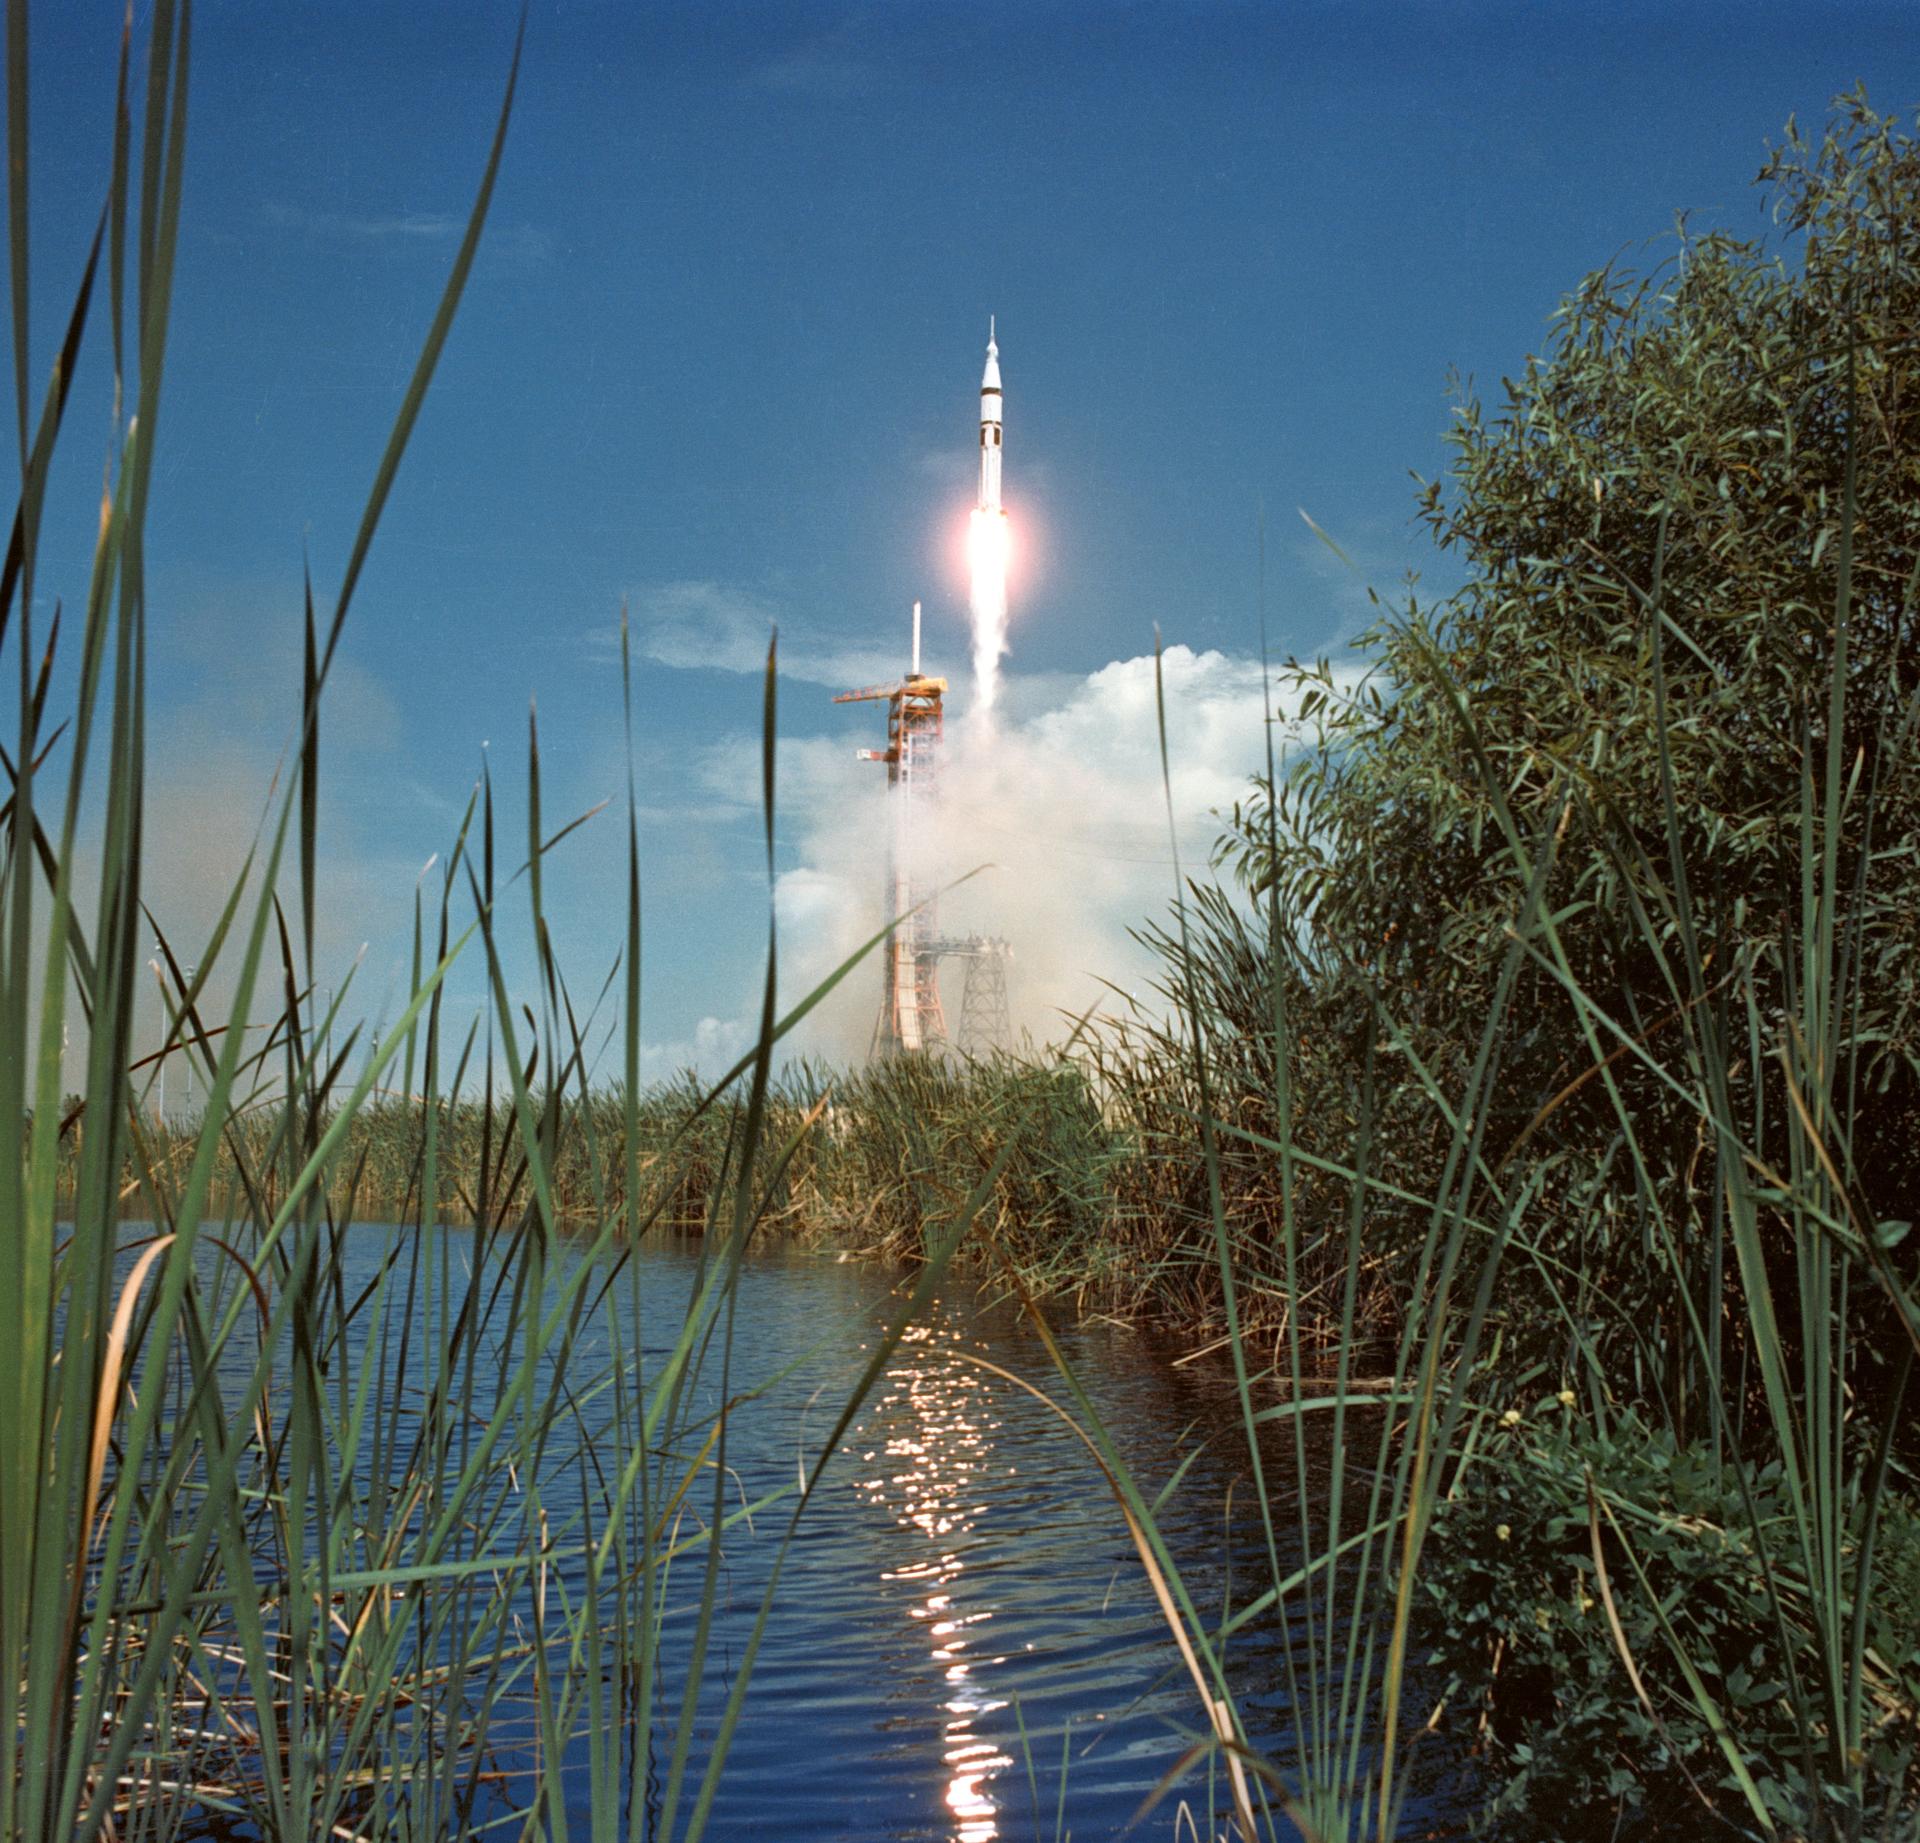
967,507,1010,710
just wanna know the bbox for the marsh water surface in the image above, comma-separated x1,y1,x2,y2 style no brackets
166,1225,1458,1840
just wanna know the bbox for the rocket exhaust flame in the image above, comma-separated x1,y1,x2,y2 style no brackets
969,319,1009,711
967,508,1010,710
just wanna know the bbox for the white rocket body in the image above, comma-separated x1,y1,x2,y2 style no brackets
978,319,1002,513
968,318,1012,711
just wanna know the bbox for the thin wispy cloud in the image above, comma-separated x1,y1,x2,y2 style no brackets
915,444,972,489
261,202,551,264
618,579,905,691
265,201,457,242
743,44,876,101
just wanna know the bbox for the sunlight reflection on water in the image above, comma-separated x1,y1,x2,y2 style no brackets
858,1321,1018,1841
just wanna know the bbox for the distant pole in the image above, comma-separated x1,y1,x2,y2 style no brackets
912,599,922,677
151,946,166,1124
183,965,196,1119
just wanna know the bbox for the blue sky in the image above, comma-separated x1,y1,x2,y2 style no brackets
17,0,1916,1083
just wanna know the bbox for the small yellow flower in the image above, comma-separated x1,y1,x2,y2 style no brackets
1557,1389,1578,1409
1496,1523,1512,1542
1535,1606,1554,1632
1501,1407,1523,1427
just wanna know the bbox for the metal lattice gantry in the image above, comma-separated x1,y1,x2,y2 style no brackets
930,935,1013,1057
833,605,949,1057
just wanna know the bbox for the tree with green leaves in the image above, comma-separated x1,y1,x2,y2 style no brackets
1188,91,1920,1836
1223,89,1920,1386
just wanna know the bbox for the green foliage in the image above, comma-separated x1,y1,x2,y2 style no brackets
1085,882,1413,1358
1115,89,1920,1843
1422,1413,1920,1840
1219,91,1920,1390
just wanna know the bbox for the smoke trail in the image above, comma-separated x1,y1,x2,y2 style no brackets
967,507,1010,710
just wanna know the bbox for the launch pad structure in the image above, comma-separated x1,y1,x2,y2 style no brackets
945,932,1013,1055
833,604,1014,1060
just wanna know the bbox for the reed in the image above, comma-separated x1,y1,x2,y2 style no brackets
0,12,1002,1841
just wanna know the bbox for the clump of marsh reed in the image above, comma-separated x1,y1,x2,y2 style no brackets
0,13,1008,1842
55,1084,793,1231
786,1054,1126,1276
64,1056,1128,1275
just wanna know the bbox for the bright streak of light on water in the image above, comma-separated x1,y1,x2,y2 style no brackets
858,1322,1013,1841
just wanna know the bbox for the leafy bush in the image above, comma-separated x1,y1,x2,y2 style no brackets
1421,1408,1920,1840
1216,92,1920,1396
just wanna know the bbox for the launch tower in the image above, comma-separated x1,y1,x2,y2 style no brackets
834,602,949,1056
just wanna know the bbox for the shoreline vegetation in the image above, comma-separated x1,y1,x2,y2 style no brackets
4,5,1917,1837
54,1050,1412,1379
48,1059,1386,1351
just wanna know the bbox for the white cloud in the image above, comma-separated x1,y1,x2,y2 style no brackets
262,203,551,265
743,44,875,101
639,1014,754,1085
626,579,903,690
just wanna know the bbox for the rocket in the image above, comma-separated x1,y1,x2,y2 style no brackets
978,316,1002,513
967,319,1013,710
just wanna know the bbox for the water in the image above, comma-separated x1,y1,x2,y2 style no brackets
650,1243,1267,1841
519,1235,1460,1840
124,1223,1465,1839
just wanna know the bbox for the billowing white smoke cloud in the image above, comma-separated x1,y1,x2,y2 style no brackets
749,643,1324,1063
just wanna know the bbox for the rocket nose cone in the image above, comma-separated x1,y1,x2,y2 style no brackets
981,338,1001,393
